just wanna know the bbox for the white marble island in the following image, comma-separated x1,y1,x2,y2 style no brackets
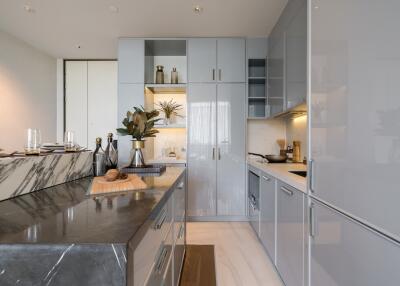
0,151,92,201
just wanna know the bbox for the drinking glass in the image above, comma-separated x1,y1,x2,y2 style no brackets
64,131,76,152
25,128,41,155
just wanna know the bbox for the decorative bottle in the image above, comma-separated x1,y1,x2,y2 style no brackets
93,137,106,176
171,67,178,84
105,133,118,170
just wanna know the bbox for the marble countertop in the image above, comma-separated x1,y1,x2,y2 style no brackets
0,167,185,244
247,158,307,193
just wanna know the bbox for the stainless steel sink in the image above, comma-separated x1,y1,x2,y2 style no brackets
289,170,307,178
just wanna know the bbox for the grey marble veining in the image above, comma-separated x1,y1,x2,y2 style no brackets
0,167,185,286
0,151,92,201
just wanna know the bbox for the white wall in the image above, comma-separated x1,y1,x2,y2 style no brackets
0,30,57,150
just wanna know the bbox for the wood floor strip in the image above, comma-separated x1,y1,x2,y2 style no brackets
180,245,216,286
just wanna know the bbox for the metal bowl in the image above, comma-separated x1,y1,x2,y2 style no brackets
265,155,287,163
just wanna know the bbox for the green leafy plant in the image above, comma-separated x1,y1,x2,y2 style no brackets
116,106,160,140
156,99,183,119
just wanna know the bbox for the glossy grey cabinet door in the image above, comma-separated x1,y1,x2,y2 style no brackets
267,32,285,116
285,1,306,109
310,0,400,241
187,83,217,217
216,83,246,216
188,39,217,83
310,199,400,286
259,173,276,263
118,83,144,166
118,38,144,84
217,38,246,83
276,181,304,286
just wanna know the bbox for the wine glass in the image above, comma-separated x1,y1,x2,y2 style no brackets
25,128,41,155
64,131,76,152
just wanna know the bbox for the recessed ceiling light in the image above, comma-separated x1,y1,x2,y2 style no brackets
193,5,203,14
76,45,82,49
23,4,35,13
109,5,119,13
314,5,319,9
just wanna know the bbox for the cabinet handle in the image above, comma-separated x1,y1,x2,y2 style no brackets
177,181,184,189
218,147,221,160
310,203,316,237
262,175,271,181
212,147,216,160
280,186,293,196
309,159,315,193
212,69,215,81
218,69,222,81
154,208,167,230
178,224,185,239
155,246,168,274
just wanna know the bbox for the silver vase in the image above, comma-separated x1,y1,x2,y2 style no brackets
129,140,146,167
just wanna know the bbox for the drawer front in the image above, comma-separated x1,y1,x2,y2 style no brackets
173,222,186,286
133,197,173,286
146,227,173,286
260,172,276,263
276,181,304,286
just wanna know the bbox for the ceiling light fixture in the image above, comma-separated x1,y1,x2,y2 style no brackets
193,5,203,14
23,4,35,13
109,5,119,13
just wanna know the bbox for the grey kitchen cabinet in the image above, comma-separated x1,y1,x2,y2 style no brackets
118,38,144,84
188,39,217,83
267,0,307,117
188,38,245,83
276,181,304,286
187,83,217,217
188,82,246,218
173,222,185,286
285,0,307,109
309,0,400,242
216,83,246,216
117,83,144,166
259,172,276,263
310,199,400,286
217,38,246,83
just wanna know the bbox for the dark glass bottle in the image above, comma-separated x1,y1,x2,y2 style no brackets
105,133,118,170
93,137,105,176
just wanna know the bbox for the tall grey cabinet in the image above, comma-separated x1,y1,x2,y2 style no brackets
117,38,145,165
309,0,400,284
187,38,246,219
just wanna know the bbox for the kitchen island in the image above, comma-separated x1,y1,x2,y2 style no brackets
0,167,186,286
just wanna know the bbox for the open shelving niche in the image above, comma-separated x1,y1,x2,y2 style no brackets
248,58,268,118
143,39,188,164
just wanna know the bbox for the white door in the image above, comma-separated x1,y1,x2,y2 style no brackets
216,83,246,216
187,83,217,217
188,39,217,83
87,61,118,150
65,61,88,147
217,39,246,83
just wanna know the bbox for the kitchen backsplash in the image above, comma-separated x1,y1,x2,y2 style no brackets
285,115,307,160
247,119,286,155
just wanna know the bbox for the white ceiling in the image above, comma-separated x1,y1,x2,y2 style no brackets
0,0,287,59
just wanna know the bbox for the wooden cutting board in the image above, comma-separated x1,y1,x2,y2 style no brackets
90,174,148,195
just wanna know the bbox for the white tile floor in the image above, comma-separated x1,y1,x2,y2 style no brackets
186,222,284,286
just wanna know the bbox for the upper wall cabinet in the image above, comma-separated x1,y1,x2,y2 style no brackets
188,39,217,83
217,38,246,83
267,0,307,117
118,38,145,84
188,38,245,83
285,2,307,109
